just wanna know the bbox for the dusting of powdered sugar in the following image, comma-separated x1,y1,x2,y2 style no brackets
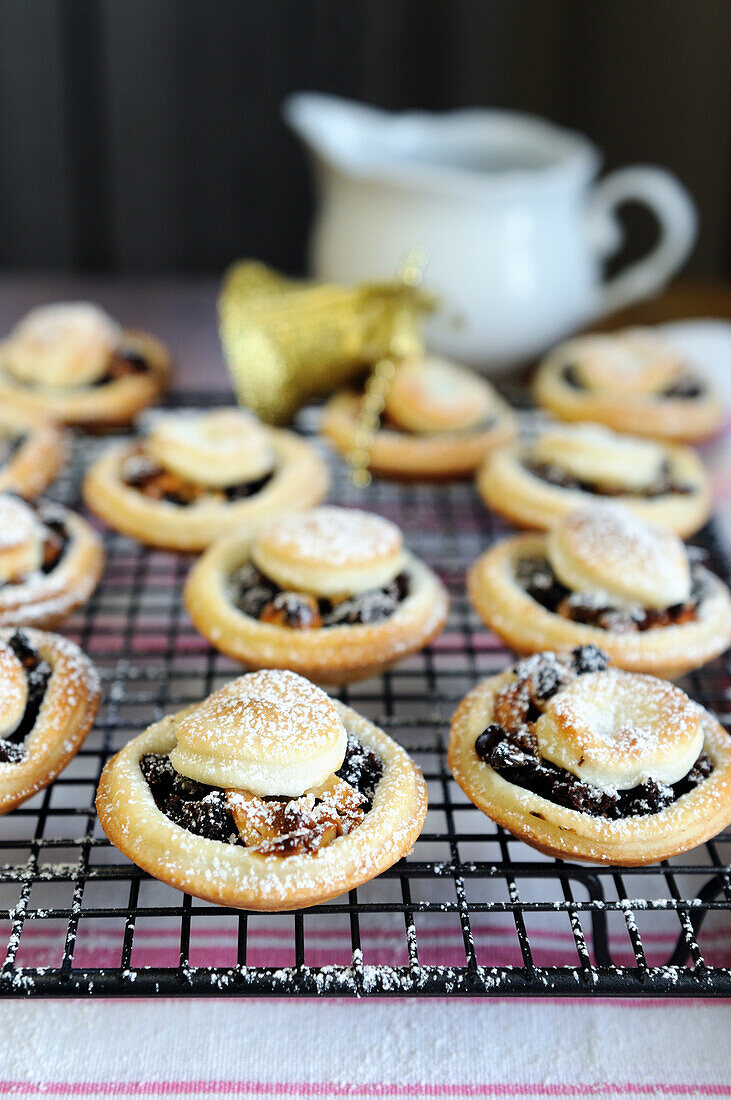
551,502,690,604
175,668,344,759
256,506,402,567
0,495,43,551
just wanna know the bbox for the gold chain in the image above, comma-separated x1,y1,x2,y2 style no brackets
348,246,430,487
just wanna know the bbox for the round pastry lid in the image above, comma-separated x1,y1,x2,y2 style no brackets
169,669,348,797
562,328,683,395
251,506,405,598
532,423,667,491
0,642,29,744
146,408,276,488
535,669,703,790
2,302,122,388
0,495,45,583
548,503,691,610
384,355,497,433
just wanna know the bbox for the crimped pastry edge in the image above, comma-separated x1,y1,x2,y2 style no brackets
448,669,731,865
534,353,724,443
96,699,428,911
0,415,69,499
184,537,449,683
83,429,330,551
322,389,517,479
468,532,731,678
0,628,101,814
0,508,105,628
477,440,712,537
0,330,170,429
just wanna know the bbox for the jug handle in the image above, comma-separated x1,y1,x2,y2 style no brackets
589,166,697,316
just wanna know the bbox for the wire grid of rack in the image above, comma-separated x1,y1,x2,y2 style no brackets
0,395,729,998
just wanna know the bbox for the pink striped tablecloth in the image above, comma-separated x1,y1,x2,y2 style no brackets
1,320,730,1098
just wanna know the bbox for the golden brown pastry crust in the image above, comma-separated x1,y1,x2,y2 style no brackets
184,531,449,683
321,389,517,479
0,411,69,499
534,341,724,443
477,439,712,537
448,667,731,865
468,532,731,678
82,428,330,552
0,330,169,429
0,505,105,628
0,629,101,814
96,698,428,911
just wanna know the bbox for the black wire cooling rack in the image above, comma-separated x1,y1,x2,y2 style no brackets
0,395,729,998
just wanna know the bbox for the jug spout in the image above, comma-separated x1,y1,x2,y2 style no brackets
283,92,392,175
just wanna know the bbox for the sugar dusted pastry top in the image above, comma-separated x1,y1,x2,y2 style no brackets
146,408,276,487
536,668,703,790
169,668,348,797
547,502,691,610
532,423,668,491
384,354,498,434
3,302,122,388
561,328,684,395
252,506,405,598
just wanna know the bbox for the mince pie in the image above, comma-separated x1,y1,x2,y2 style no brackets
534,327,723,443
322,354,517,479
83,407,330,551
0,493,104,628
184,505,449,682
0,628,101,814
0,302,169,429
448,648,731,865
469,502,731,677
478,422,711,536
97,668,427,910
0,409,68,499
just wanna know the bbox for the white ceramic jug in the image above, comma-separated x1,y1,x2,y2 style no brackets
284,93,697,372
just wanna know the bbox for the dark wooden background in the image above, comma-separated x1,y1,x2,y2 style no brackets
1,0,729,276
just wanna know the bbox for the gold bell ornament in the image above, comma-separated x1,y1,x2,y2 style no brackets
218,250,433,436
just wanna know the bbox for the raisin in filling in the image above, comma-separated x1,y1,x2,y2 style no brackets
92,348,151,387
515,555,707,633
140,753,238,843
37,505,70,575
230,561,410,629
561,363,583,389
0,630,52,764
141,735,384,844
561,363,705,402
473,647,713,818
0,432,28,467
121,448,274,507
336,733,384,813
661,377,705,400
525,456,693,498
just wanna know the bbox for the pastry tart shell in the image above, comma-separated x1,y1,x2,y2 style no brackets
468,533,731,678
83,429,330,552
0,508,105,628
0,411,69,499
0,628,101,814
477,442,712,537
184,537,449,683
534,354,724,443
0,331,170,430
322,390,518,479
448,670,731,865
96,700,428,911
